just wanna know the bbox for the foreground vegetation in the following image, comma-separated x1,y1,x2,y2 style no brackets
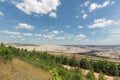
0,43,120,80
0,58,50,80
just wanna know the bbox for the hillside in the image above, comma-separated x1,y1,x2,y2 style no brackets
0,58,50,80
0,43,120,80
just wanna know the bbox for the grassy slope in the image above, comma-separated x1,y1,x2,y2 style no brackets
0,58,50,80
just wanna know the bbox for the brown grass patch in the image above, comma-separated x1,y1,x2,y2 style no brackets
0,58,50,80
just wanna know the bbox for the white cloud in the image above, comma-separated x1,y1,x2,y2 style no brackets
14,0,60,16
15,23,34,30
49,12,57,18
34,33,42,37
88,18,114,28
56,37,65,40
1,30,20,35
64,33,74,39
22,33,33,36
80,1,90,7
78,25,83,29
111,1,115,4
0,11,4,16
82,13,87,19
41,29,48,33
52,30,59,34
81,10,88,19
92,20,120,45
75,34,87,39
43,34,55,39
10,35,23,38
109,27,120,38
0,0,4,2
63,33,87,40
89,0,113,12
42,30,60,39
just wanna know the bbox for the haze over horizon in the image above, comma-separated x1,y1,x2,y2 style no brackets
0,0,120,45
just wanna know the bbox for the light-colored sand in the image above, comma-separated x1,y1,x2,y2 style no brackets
15,44,90,53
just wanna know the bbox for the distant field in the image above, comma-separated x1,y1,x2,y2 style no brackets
0,58,50,80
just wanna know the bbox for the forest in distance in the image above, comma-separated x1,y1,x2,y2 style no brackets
0,43,120,80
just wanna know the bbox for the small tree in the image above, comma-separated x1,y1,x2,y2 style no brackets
49,68,62,80
72,73,82,80
0,44,13,62
86,69,96,80
62,57,69,65
98,71,106,80
79,59,91,69
69,56,78,67
72,68,83,80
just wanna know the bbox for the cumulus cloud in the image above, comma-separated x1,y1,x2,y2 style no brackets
78,25,83,29
49,12,57,18
1,30,20,35
88,18,114,28
52,30,59,34
42,30,59,39
63,33,87,40
56,37,65,40
64,33,74,39
0,0,4,2
10,35,23,38
80,1,90,7
43,34,55,39
14,0,60,17
15,23,34,30
89,0,113,12
81,10,88,19
0,11,4,16
34,33,42,37
41,29,48,33
109,26,120,38
22,33,33,36
74,34,87,39
83,14,87,19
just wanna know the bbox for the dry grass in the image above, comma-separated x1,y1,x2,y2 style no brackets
0,58,50,80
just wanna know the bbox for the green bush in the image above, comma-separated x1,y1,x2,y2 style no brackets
69,56,79,67
0,43,13,61
86,69,96,80
98,71,105,80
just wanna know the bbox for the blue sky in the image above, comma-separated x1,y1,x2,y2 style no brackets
0,0,120,45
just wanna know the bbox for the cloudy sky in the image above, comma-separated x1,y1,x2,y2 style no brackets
0,0,120,45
